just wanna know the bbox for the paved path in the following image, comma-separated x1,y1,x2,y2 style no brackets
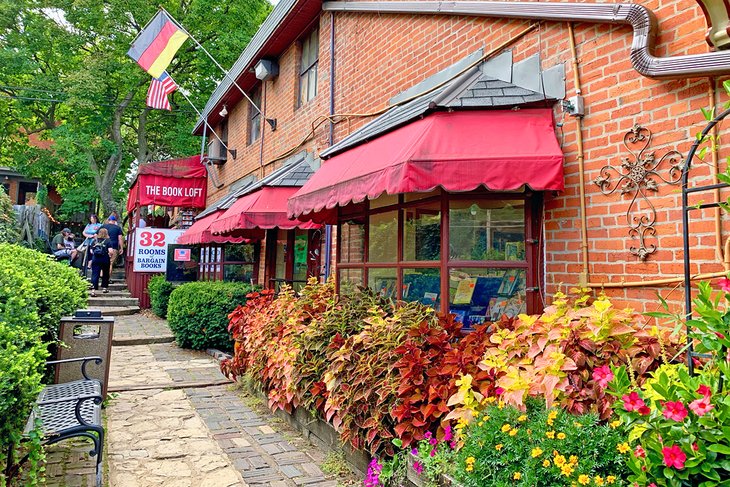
44,312,343,487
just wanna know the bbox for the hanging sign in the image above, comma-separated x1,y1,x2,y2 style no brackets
133,228,185,272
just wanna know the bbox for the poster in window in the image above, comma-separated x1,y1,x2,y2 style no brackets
497,269,522,296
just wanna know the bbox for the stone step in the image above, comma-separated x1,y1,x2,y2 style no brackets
89,290,132,297
87,296,139,307
86,306,141,317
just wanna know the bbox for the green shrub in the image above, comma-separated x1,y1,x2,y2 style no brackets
147,275,175,318
167,281,257,351
0,243,86,338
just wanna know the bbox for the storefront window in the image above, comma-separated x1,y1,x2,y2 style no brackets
293,231,309,290
224,264,255,282
368,268,397,299
449,200,525,261
336,191,537,323
368,211,397,262
275,229,288,281
199,243,258,283
403,203,440,261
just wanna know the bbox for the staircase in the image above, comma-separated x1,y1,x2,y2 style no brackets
86,267,141,316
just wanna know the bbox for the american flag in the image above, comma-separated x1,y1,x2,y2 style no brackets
146,71,177,110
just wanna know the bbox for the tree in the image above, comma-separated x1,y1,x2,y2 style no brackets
0,0,271,216
0,186,19,243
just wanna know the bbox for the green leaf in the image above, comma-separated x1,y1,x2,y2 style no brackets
707,444,730,455
723,78,730,96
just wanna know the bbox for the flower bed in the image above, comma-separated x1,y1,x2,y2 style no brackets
218,279,730,486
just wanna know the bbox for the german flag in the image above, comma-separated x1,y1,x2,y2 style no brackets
127,11,188,79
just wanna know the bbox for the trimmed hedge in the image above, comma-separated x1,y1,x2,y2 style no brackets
0,243,86,482
147,275,175,318
167,281,257,351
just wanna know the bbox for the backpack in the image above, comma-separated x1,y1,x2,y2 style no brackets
92,242,106,257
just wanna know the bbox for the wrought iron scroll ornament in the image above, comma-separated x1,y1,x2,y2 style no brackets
593,124,684,260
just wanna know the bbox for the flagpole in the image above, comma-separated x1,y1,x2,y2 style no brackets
161,7,264,117
167,74,229,152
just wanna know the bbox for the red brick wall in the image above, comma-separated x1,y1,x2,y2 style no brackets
205,0,730,314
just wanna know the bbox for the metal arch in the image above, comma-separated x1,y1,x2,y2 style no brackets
681,106,730,375
594,124,684,260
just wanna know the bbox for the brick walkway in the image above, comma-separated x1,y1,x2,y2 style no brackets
44,312,344,486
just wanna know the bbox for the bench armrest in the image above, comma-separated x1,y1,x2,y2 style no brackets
37,394,103,428
46,357,102,381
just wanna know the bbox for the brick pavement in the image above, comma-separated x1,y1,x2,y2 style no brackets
43,312,342,486
111,311,174,342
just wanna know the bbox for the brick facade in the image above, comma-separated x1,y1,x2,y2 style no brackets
202,0,730,313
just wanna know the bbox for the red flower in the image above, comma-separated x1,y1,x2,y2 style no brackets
662,401,688,422
637,405,651,415
692,443,699,452
689,397,714,416
662,445,686,469
634,445,646,458
592,365,614,389
718,277,730,292
622,392,647,413
715,332,726,340
697,384,712,398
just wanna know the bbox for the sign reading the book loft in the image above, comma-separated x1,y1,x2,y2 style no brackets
133,228,185,272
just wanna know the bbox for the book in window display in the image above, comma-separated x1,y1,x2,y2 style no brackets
497,269,523,296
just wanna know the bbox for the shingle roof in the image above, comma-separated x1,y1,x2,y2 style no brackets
321,50,564,158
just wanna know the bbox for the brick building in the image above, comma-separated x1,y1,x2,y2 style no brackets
182,0,730,320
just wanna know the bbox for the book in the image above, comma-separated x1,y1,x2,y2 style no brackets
453,277,477,304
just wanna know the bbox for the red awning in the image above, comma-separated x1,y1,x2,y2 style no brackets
126,156,208,212
209,186,320,235
288,109,564,221
177,211,248,245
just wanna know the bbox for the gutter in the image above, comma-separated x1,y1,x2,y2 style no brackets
322,1,730,79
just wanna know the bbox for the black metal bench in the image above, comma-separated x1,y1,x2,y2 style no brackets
5,357,105,487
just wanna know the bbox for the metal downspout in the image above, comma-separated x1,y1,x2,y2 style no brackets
322,1,730,79
324,11,336,281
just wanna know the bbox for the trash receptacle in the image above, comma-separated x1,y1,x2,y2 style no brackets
56,310,114,397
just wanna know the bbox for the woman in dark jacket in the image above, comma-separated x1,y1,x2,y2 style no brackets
90,227,112,296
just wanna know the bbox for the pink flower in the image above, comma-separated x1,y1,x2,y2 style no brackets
592,365,614,389
662,445,686,469
430,448,436,457
443,425,453,442
429,438,438,446
689,397,714,416
410,448,418,456
622,392,647,413
648,484,657,487
718,277,730,292
697,384,712,398
495,387,505,396
637,405,650,415
692,443,699,452
413,461,424,475
634,445,646,458
662,401,688,421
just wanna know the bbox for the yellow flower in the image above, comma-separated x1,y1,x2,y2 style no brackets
501,423,512,433
527,428,532,435
547,410,558,426
546,431,556,439
606,476,616,484
557,432,566,440
560,464,574,477
569,456,578,466
495,444,503,451
542,459,551,468
513,472,522,480
573,422,583,428
478,421,484,427
518,414,528,422
617,442,630,454
578,474,590,485
609,420,621,429
594,476,604,486
485,396,496,404
509,428,518,437
531,447,544,458
554,455,567,467
466,457,476,465
465,465,473,472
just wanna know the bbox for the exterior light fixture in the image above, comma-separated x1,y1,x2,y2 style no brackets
219,105,228,118
265,118,277,131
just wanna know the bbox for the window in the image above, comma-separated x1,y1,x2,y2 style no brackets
336,191,539,328
248,85,262,145
198,243,259,283
265,228,321,292
298,29,319,105
208,120,228,161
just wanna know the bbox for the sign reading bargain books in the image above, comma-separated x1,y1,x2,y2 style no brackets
132,228,185,272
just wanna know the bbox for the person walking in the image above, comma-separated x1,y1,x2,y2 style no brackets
101,214,124,280
81,214,102,271
89,228,112,297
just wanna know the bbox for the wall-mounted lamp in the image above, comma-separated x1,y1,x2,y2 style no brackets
265,118,277,131
228,149,237,160
219,105,228,118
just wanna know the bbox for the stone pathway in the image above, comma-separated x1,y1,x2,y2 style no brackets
44,312,345,487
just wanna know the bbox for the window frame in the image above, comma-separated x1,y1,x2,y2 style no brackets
297,28,319,106
335,190,541,317
248,85,262,145
198,243,260,283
